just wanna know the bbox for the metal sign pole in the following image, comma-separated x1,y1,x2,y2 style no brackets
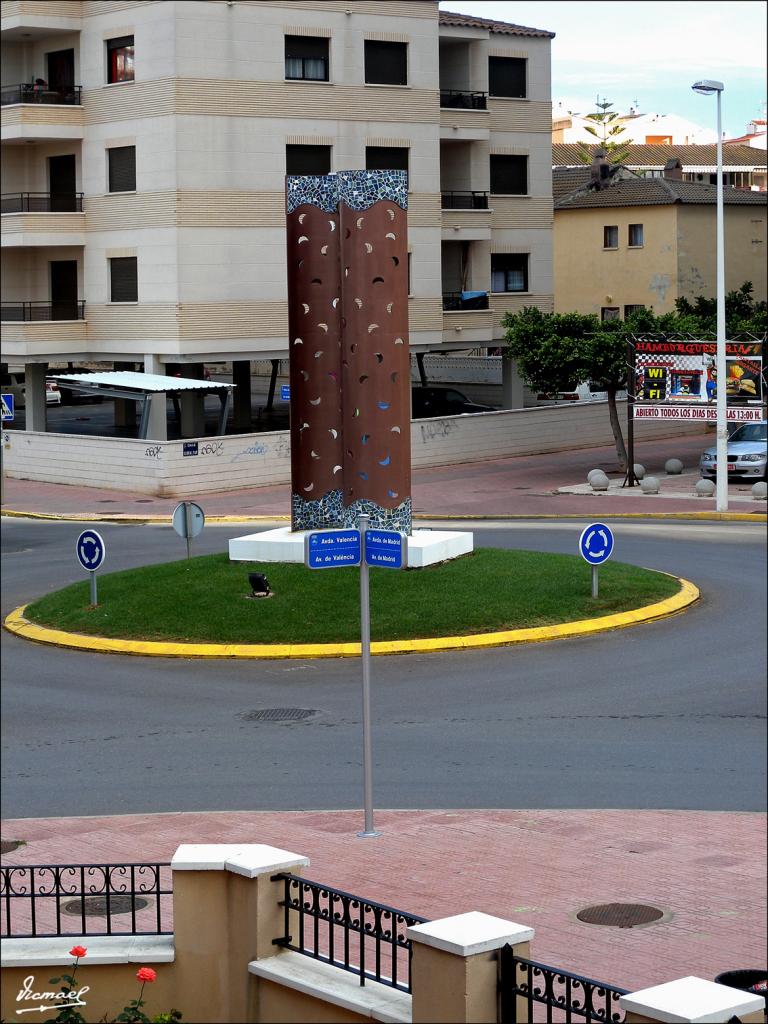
90,571,98,607
357,514,380,838
184,501,192,560
591,565,598,599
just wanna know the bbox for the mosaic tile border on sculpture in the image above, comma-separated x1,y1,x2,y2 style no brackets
286,169,408,214
292,491,412,533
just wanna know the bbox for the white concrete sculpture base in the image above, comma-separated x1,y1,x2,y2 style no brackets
228,527,473,568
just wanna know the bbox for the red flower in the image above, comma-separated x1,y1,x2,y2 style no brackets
136,967,157,983
69,945,87,958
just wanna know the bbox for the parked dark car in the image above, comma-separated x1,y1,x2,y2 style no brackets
411,386,496,418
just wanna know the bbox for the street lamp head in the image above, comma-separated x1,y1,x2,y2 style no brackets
692,80,724,95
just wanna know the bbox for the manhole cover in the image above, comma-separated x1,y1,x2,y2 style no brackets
0,840,22,854
62,895,150,917
237,708,318,722
576,903,664,928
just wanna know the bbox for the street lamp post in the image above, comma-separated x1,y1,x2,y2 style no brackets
692,79,727,512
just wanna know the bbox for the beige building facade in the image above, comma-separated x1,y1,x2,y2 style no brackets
553,165,767,318
1,1,555,432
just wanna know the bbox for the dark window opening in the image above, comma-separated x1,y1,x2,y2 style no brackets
364,40,407,86
285,35,329,81
489,56,526,98
624,304,645,318
286,144,331,176
107,35,134,84
365,146,408,172
491,253,529,292
108,146,136,192
110,256,138,302
601,306,621,322
628,223,644,246
490,155,527,195
603,225,619,248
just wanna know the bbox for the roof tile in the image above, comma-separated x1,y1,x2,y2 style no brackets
439,9,554,38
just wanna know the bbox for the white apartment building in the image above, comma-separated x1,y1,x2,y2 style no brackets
1,0,554,439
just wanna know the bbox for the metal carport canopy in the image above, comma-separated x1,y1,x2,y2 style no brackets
46,371,236,438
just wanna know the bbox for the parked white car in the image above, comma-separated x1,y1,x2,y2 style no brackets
0,371,61,407
536,382,628,404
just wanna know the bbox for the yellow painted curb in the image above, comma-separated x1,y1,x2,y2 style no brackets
4,575,699,660
2,507,765,524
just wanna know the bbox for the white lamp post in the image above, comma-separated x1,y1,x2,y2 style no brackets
692,79,727,512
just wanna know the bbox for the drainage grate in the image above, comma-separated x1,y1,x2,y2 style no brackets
0,840,22,854
62,895,150,917
577,903,664,928
237,708,318,722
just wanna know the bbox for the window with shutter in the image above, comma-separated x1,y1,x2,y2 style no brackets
286,145,331,175
489,57,527,98
108,146,136,192
285,36,329,81
364,41,407,85
490,155,528,195
491,253,529,292
365,147,408,172
110,257,138,302
107,36,134,84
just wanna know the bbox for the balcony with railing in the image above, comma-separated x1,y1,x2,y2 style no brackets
441,190,489,209
441,291,489,312
1,300,85,321
440,89,487,110
1,84,82,106
2,192,84,213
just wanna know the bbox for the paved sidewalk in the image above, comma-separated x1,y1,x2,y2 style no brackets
2,432,765,518
2,809,765,993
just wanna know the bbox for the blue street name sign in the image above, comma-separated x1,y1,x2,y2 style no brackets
280,384,291,401
579,522,614,565
305,528,361,569
365,529,406,569
76,529,106,572
1,393,14,422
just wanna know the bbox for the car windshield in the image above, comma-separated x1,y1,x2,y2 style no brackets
730,423,767,443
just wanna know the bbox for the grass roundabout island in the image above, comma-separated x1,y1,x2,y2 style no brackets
6,549,698,658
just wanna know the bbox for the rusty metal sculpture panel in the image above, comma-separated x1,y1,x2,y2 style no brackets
286,170,411,532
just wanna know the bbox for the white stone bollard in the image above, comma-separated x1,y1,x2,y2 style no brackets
633,464,645,480
751,481,767,500
695,478,715,497
587,469,604,484
665,458,684,475
589,471,610,491
640,476,660,494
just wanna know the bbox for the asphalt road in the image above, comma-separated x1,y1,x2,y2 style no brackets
1,518,765,819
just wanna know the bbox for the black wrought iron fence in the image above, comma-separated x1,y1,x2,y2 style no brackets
442,291,490,311
1,192,84,213
1,84,82,105
440,89,488,109
271,872,428,993
1,301,86,321
441,190,489,209
1,863,173,938
499,947,628,1022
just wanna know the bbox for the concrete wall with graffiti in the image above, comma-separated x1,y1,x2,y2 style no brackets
3,402,704,497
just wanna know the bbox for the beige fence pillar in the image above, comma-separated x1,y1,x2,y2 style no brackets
408,911,533,1024
620,976,766,1023
170,843,309,1024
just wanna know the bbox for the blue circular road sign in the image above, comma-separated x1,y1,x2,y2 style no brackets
76,529,106,572
579,522,614,565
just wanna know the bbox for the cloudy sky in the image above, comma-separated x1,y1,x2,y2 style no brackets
438,1,767,139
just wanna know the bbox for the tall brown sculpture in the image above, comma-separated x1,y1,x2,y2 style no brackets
286,170,411,533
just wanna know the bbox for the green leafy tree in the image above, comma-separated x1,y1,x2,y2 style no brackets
577,97,630,166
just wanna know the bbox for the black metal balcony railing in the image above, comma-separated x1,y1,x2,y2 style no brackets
442,291,490,311
1,863,173,938
441,190,489,210
1,301,86,322
0,84,82,106
272,873,428,994
1,192,84,214
440,89,488,110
